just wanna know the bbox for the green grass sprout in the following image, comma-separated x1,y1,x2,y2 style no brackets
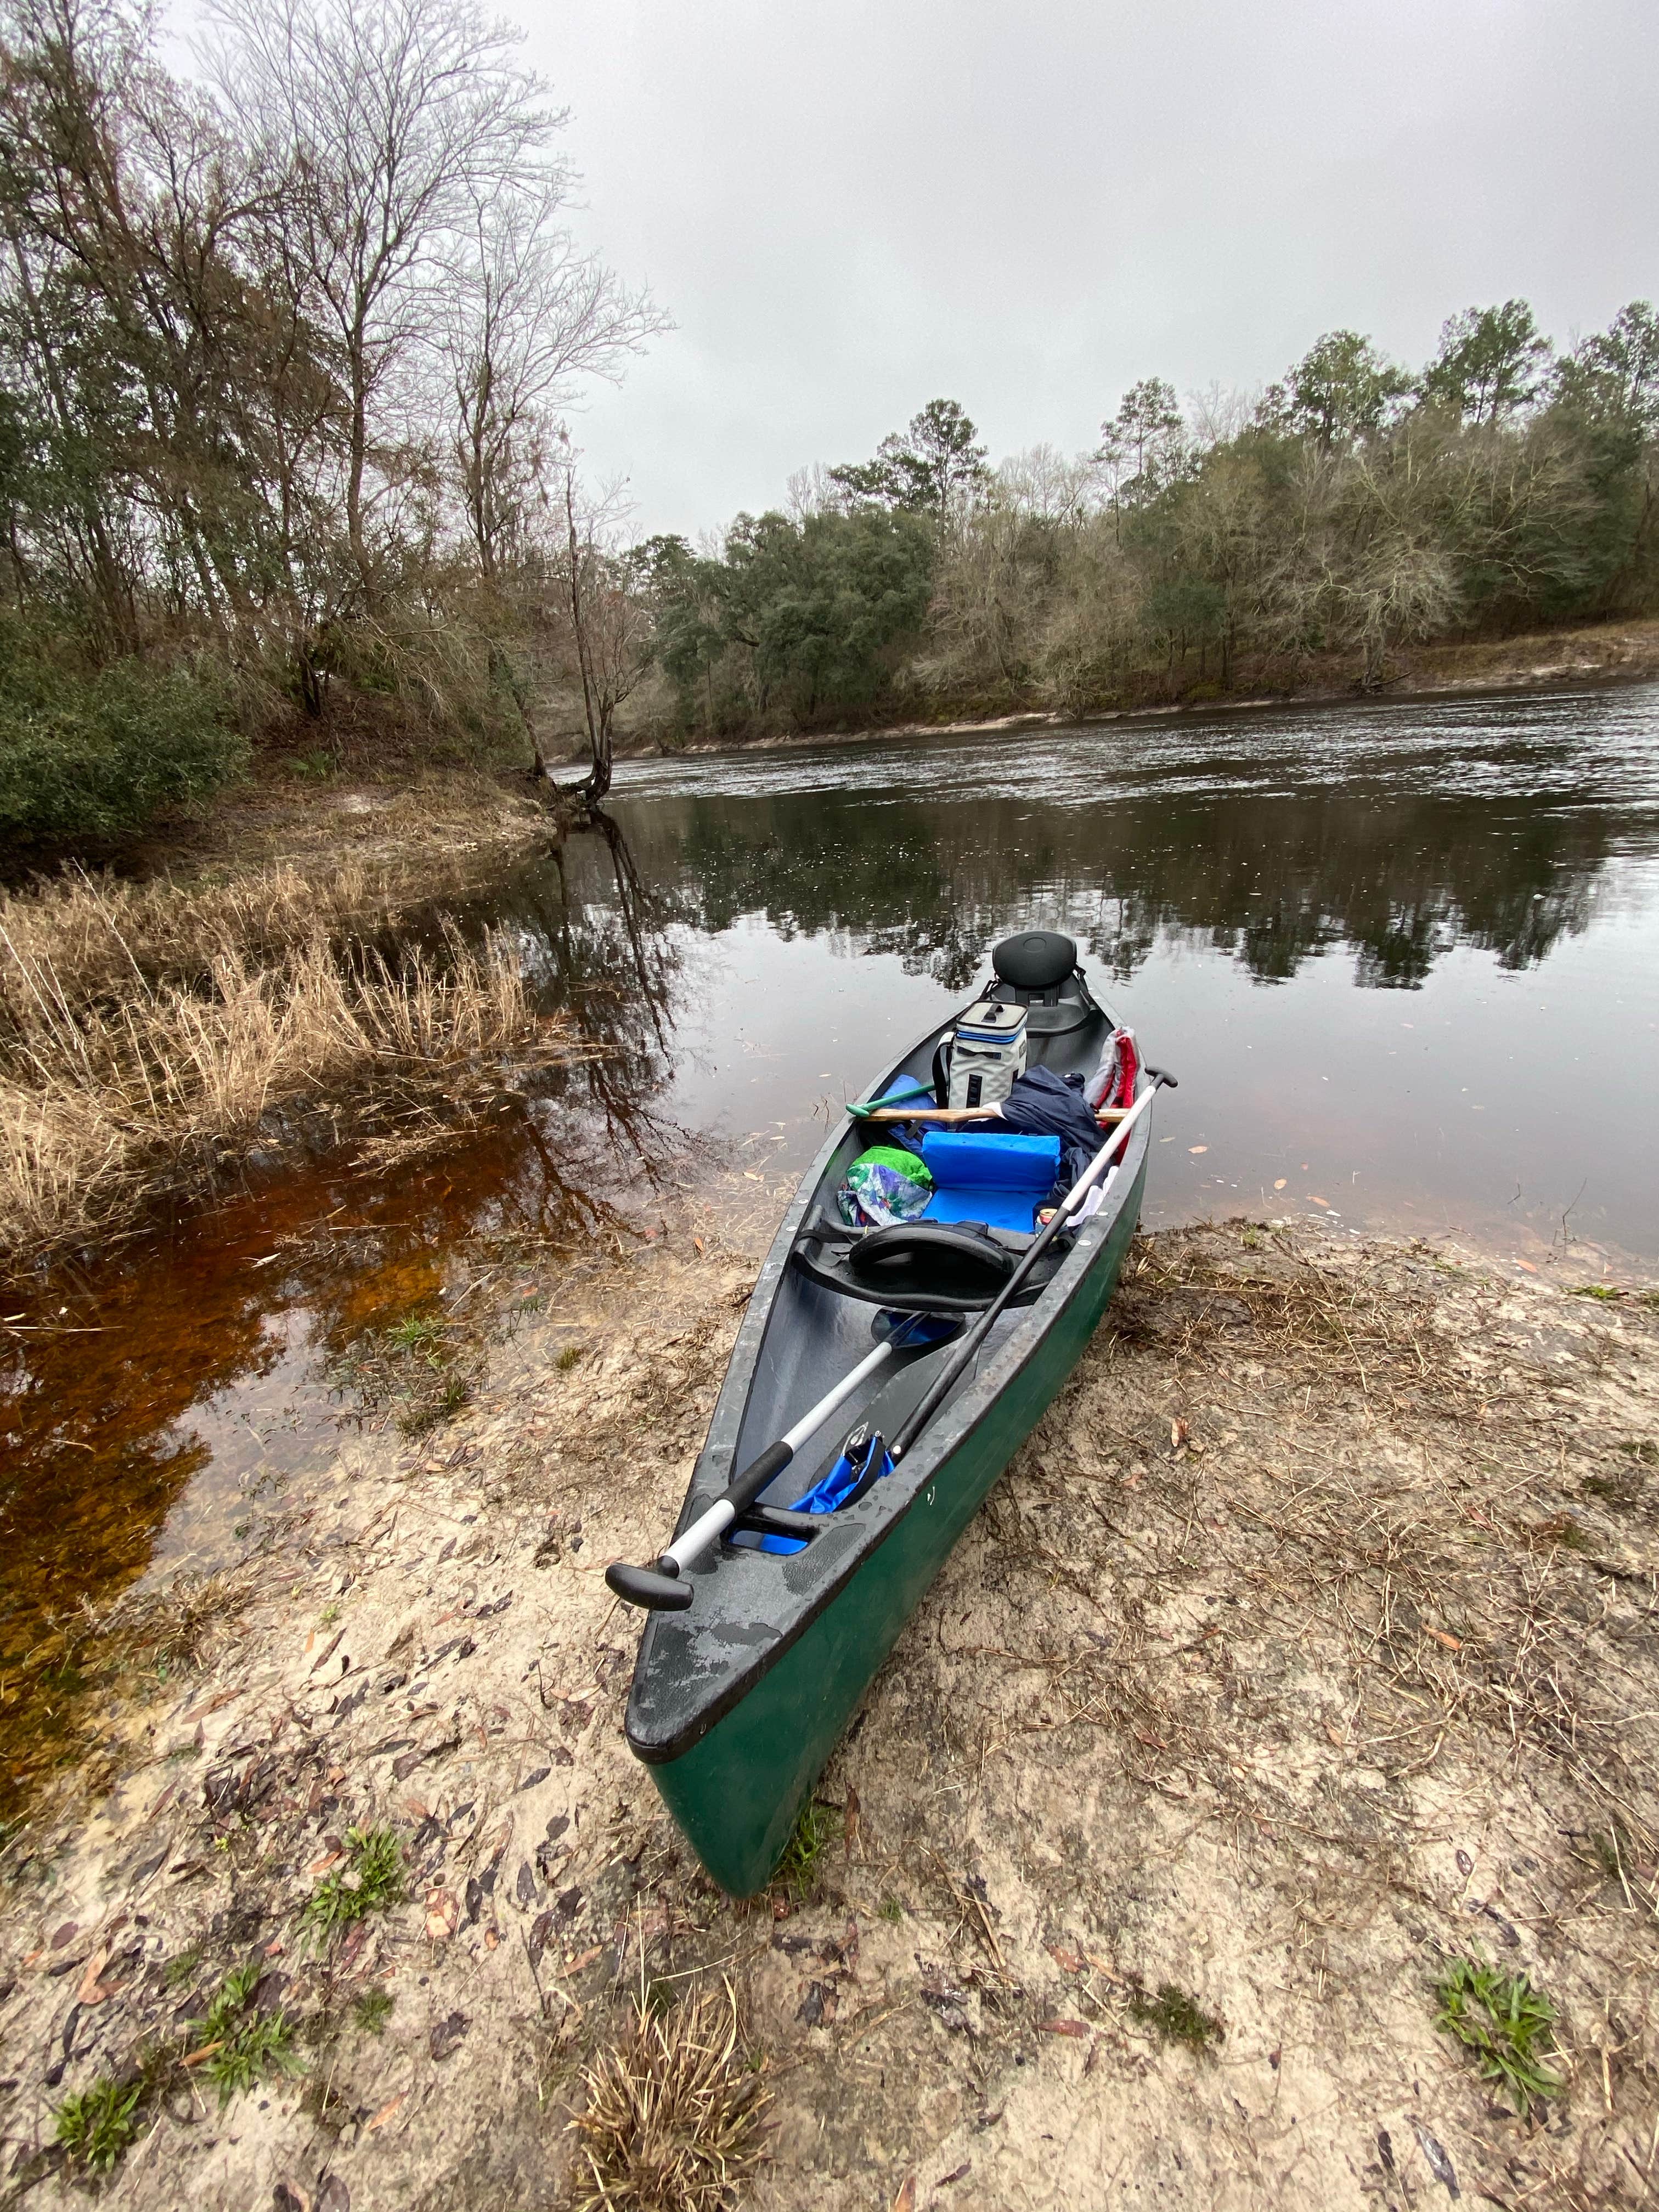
1433,1957,1561,2115
185,1962,300,2107
353,1987,394,2035
771,1799,842,1901
53,2075,143,2171
304,1822,406,1942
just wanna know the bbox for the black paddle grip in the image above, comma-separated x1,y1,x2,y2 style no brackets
725,1439,793,1516
606,1561,693,1611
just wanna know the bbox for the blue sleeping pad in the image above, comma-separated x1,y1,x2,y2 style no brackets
919,1129,1060,1234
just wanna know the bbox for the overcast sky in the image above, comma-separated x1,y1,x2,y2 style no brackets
507,0,1655,538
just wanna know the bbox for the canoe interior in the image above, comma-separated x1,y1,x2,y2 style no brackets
731,986,1111,1483
623,963,1153,1877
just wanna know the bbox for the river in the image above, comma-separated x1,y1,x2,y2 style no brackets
4,680,1658,1809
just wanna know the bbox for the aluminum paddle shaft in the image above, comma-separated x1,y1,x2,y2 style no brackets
605,1336,904,1611
889,1069,1175,1463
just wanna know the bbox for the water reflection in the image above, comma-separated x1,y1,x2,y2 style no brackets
586,685,1659,1270
600,772,1612,992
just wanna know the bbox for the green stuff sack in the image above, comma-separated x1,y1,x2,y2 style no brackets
837,1144,934,1228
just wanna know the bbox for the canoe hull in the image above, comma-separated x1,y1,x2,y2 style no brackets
642,1150,1145,1895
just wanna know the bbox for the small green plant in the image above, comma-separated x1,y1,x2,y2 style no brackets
186,1962,299,2106
1621,1438,1658,1466
556,1342,584,1373
1128,1981,1224,2053
435,1373,472,1416
353,1987,394,2036
317,1601,340,1628
386,1312,445,1356
877,1895,903,1923
1570,1283,1623,1301
163,1947,202,1990
53,2075,143,2172
305,1824,406,1942
1433,1957,1561,2116
1240,1224,1261,1250
288,747,341,783
771,1799,843,1901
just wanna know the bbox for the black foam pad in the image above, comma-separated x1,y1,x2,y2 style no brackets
992,930,1078,991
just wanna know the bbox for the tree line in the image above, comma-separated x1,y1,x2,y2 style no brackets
647,305,1658,739
0,0,660,837
2,0,1655,841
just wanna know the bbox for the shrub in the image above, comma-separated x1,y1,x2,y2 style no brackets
0,628,246,842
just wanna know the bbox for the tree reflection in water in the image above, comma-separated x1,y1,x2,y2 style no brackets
599,779,1610,994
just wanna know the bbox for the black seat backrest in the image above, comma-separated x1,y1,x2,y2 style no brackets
992,930,1077,998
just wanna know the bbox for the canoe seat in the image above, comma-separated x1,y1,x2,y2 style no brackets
920,1129,1059,1236
789,1205,1064,1314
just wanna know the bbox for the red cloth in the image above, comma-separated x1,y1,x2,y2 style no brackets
1109,1026,1139,1108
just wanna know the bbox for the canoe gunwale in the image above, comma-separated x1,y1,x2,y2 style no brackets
625,1015,1149,1769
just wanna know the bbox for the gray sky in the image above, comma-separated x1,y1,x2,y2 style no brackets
524,1,1655,538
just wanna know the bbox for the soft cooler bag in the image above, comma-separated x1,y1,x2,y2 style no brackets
945,1000,1028,1110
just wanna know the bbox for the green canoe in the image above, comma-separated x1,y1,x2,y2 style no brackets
620,932,1155,1895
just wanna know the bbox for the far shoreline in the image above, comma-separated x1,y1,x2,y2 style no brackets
608,611,1659,766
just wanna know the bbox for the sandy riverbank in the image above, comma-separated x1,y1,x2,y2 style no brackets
1,1215,1654,2209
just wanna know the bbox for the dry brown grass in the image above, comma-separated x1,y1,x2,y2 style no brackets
0,847,525,1002
93,1565,257,1674
567,1983,770,2212
0,860,594,1268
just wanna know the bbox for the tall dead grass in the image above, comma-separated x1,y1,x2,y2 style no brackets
0,865,589,1267
0,850,526,1002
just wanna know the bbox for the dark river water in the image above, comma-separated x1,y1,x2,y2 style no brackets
602,684,1659,1260
4,681,1658,1809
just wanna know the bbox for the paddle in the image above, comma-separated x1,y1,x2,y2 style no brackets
856,1102,1136,1127
888,1068,1177,1464
844,1078,939,1120
605,1309,963,1611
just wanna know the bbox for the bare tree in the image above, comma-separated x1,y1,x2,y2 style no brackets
557,461,652,808
443,182,664,583
204,0,555,601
